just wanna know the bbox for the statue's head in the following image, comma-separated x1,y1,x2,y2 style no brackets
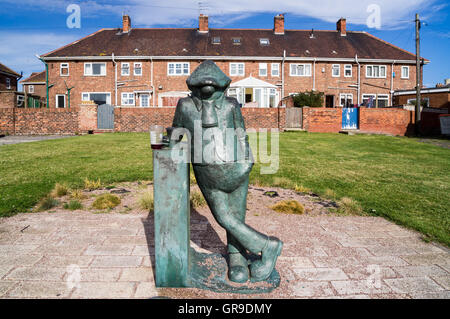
187,60,231,100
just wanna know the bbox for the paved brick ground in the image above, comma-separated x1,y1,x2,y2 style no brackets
0,210,448,299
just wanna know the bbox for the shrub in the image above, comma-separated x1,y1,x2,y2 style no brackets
292,91,324,108
337,197,363,215
84,178,102,191
270,200,305,215
294,184,311,193
69,189,87,200
35,196,60,212
190,191,206,209
139,191,154,212
92,194,121,210
63,200,83,211
51,183,69,198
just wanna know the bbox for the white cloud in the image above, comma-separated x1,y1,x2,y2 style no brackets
0,32,80,79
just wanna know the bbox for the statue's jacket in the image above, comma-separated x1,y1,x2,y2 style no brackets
172,94,254,193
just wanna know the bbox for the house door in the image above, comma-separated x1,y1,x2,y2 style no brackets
97,104,114,130
326,95,334,108
341,107,359,130
285,107,303,129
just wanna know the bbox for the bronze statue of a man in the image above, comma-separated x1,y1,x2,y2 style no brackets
171,60,282,283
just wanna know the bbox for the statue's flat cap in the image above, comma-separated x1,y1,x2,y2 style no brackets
186,60,231,90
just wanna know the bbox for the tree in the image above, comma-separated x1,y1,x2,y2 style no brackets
292,91,324,108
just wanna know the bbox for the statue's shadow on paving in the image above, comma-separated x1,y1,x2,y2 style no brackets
142,209,280,294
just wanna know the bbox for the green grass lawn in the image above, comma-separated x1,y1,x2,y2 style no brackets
0,132,449,246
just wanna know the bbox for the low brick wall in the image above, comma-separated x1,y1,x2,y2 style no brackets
359,108,415,136
302,107,342,133
14,108,79,135
114,107,176,132
241,108,285,130
0,108,15,134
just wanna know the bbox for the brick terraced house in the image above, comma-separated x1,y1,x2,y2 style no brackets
20,71,46,100
39,14,426,110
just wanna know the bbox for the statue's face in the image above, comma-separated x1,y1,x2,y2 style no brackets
193,85,225,100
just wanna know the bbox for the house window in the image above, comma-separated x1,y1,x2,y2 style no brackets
121,92,135,106
290,64,312,76
212,37,221,44
60,63,69,76
259,63,267,77
401,66,409,79
56,94,66,108
167,62,189,76
407,97,430,108
6,78,11,89
84,62,106,76
259,38,270,46
332,64,340,77
140,94,150,107
344,64,352,77
121,63,130,76
17,95,25,107
28,85,34,94
81,92,111,105
134,63,142,76
366,65,386,78
230,63,245,76
271,63,280,77
377,94,389,107
339,93,353,107
232,37,241,45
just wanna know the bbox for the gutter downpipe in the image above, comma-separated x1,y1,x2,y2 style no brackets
112,53,117,106
151,57,155,107
282,50,286,100
355,54,360,105
313,58,317,91
37,55,49,108
391,61,395,106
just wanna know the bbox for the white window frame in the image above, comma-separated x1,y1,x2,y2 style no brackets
81,92,112,104
339,93,353,106
60,63,69,76
332,64,340,77
121,92,135,106
28,85,34,94
56,94,66,108
134,62,142,76
259,63,268,77
377,94,389,107
344,64,352,77
366,65,387,78
84,62,107,76
259,38,270,46
121,62,130,76
290,64,312,77
229,63,245,76
167,62,189,76
401,66,409,79
407,97,430,107
140,94,150,107
271,63,280,77
6,78,11,89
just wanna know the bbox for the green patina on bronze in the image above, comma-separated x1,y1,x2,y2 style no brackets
153,60,283,291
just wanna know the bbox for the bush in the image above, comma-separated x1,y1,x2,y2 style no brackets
92,194,121,210
63,200,83,210
190,191,206,209
69,189,87,200
139,191,154,212
292,91,324,108
84,178,102,191
35,196,60,212
337,197,363,215
51,183,69,197
270,200,305,215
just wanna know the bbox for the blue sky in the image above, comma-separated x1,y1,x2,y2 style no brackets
0,0,449,88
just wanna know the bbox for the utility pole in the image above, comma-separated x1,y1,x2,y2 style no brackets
415,13,421,135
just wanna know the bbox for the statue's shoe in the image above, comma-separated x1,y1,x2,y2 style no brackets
228,252,249,283
250,237,283,281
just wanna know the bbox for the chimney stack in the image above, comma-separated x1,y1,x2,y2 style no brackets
274,14,285,35
199,14,209,33
123,15,131,33
337,18,346,36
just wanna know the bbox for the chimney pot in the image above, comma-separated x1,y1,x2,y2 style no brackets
337,18,346,36
274,14,285,35
123,15,131,33
199,14,209,33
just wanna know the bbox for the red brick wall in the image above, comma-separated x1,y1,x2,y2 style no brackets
114,107,176,132
0,92,16,108
13,108,79,135
0,74,18,91
302,107,342,133
393,92,450,109
0,108,15,134
359,107,414,136
241,108,285,129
